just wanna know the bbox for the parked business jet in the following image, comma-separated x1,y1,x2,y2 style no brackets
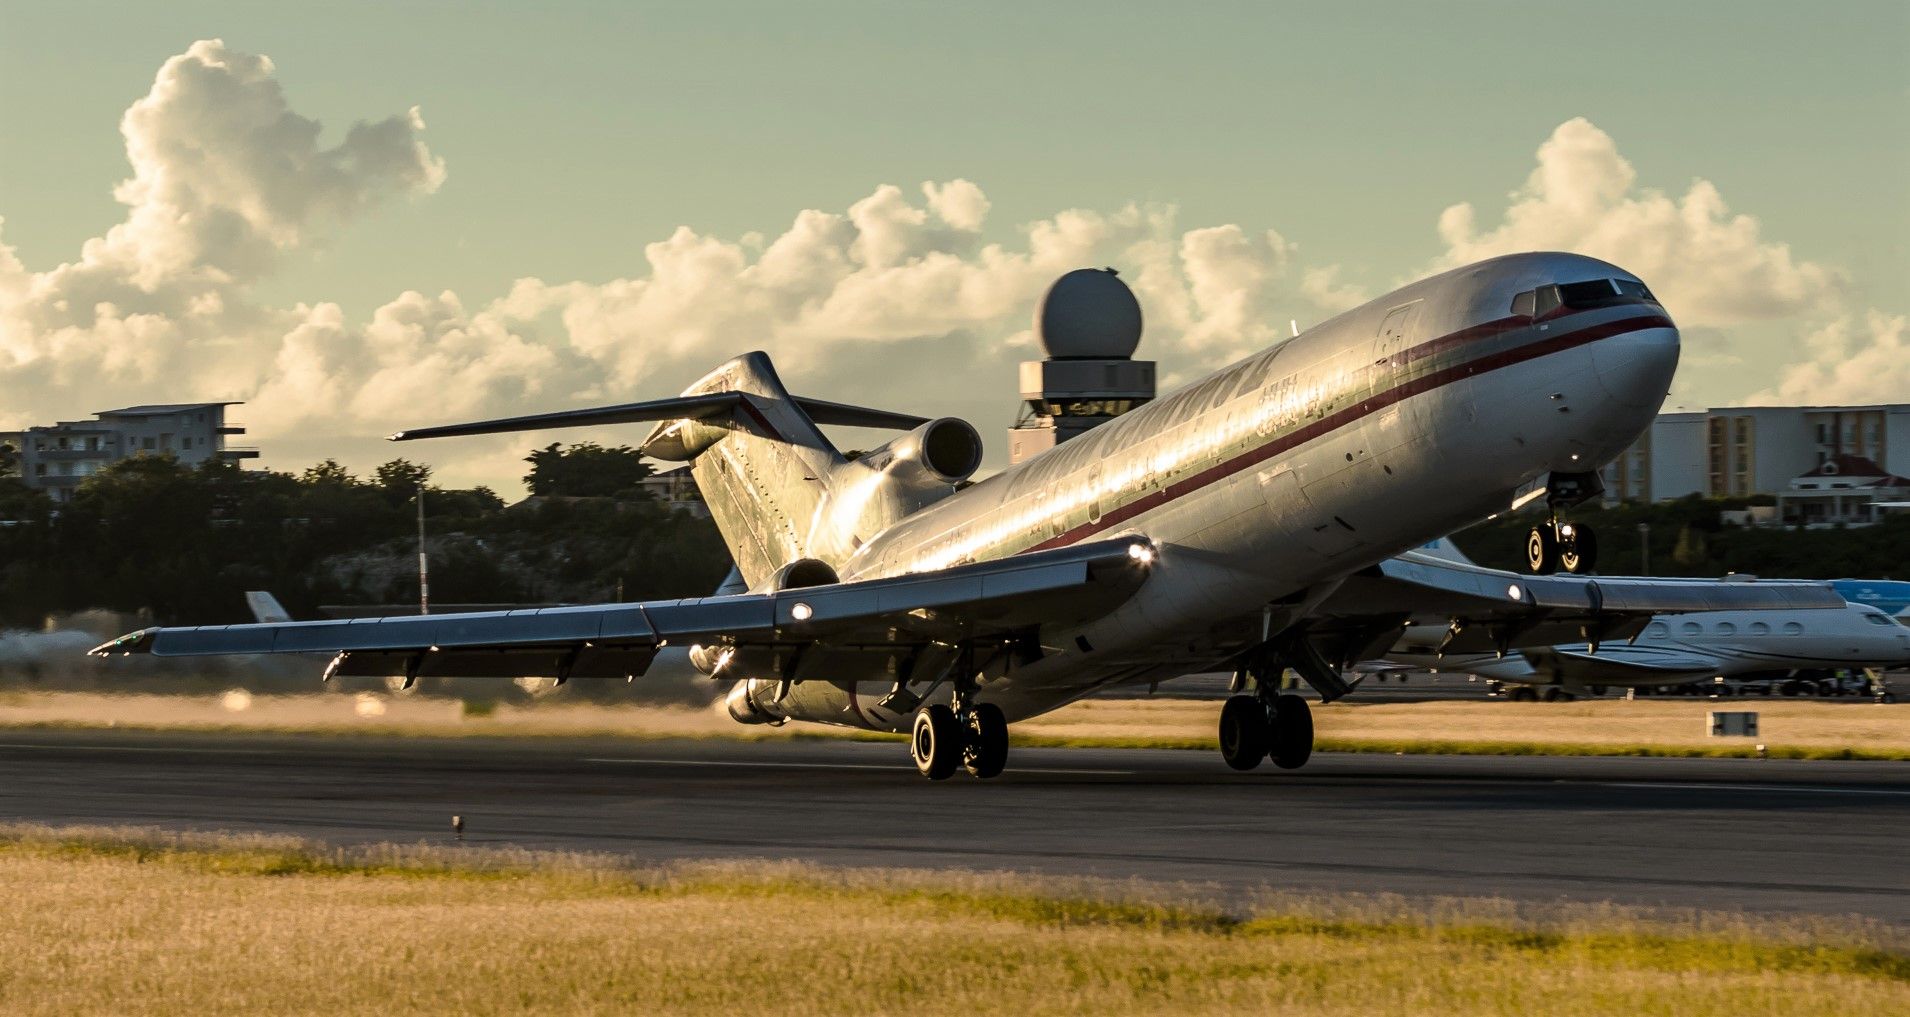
94,252,1844,779
1385,540,1910,698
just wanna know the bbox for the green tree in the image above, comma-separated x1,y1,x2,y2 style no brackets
523,443,653,498
0,440,17,478
373,459,432,507
301,459,358,486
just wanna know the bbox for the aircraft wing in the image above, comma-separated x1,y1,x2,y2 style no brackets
91,537,1154,680
1312,550,1846,657
1529,645,1724,682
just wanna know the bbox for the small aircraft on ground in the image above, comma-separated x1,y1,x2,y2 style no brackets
1382,539,1909,700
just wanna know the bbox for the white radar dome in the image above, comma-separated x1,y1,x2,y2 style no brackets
1036,268,1142,360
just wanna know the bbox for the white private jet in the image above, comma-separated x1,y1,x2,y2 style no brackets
94,252,1844,779
1384,539,1910,699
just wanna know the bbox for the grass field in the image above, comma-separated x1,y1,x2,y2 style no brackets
3,689,1908,760
0,823,1902,1016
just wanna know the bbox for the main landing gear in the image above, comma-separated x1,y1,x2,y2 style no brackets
1218,689,1314,772
911,701,1008,780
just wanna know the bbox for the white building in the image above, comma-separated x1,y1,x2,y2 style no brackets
0,402,257,504
1602,404,1910,505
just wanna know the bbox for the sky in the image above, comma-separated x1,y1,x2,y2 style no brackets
2,0,1905,493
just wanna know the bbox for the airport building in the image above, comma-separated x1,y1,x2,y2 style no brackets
1601,404,1910,523
0,402,258,504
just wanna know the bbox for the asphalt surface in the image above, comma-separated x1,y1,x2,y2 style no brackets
1,729,1905,921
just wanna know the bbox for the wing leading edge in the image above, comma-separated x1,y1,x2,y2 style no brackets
90,537,1156,681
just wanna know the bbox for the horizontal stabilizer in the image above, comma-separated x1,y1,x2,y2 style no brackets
389,393,927,443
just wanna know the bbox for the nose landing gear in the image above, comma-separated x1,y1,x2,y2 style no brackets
1527,518,1599,574
1524,471,1603,575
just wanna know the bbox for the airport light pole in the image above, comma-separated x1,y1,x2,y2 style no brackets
417,484,430,615
1638,521,1650,575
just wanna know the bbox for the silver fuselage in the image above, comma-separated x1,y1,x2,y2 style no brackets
753,252,1681,730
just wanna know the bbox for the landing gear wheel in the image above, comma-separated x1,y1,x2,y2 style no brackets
1268,694,1314,770
911,704,961,780
1526,525,1561,574
1508,686,1539,702
1218,695,1269,771
1541,686,1574,702
1558,524,1598,574
961,703,1009,779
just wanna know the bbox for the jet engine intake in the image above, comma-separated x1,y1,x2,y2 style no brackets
724,679,786,725
857,417,984,486
765,557,840,592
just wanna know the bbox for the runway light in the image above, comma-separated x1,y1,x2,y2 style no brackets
790,602,813,621
1127,543,1156,565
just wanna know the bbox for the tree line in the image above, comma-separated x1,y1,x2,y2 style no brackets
0,443,731,627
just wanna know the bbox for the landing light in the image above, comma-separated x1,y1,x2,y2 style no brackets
1127,543,1156,565
790,602,814,621
1507,585,1524,602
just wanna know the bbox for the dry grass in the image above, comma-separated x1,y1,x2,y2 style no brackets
3,691,1909,760
0,824,1901,1017
1015,698,1910,759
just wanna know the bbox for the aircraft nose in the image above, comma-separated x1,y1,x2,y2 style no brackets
1593,323,1681,410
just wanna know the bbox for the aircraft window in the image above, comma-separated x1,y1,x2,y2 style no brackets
1748,622,1770,635
1680,621,1702,635
1510,290,1536,317
1646,623,1668,638
1532,285,1562,317
1783,622,1804,635
1714,622,1736,635
1558,279,1620,308
1613,279,1658,303
1866,614,1895,626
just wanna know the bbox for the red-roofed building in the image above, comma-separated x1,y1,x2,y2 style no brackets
1777,454,1910,526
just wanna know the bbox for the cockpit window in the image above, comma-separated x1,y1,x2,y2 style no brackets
1511,278,1659,319
1865,613,1894,626
1613,279,1657,302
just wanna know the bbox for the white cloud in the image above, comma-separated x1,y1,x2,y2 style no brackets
0,41,1362,491
1434,117,1842,329
1748,311,1910,406
13,48,1895,495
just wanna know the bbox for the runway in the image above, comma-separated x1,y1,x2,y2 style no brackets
1,729,1905,921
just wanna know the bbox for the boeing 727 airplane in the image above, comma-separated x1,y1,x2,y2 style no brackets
93,252,1845,779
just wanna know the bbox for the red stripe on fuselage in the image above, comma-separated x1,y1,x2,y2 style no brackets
1026,312,1672,552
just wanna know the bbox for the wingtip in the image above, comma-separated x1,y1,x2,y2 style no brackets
89,627,159,657
386,431,408,442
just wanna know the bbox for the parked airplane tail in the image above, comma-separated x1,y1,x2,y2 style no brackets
391,351,978,589
244,591,293,624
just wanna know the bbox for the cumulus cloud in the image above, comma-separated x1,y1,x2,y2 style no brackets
1748,311,1910,406
1434,117,1841,328
12,46,1894,495
0,41,1365,490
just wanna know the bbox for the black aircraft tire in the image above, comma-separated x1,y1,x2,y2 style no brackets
1560,524,1598,574
1509,686,1539,702
1218,696,1269,771
1269,694,1314,770
961,703,1009,779
912,705,961,780
1526,526,1561,574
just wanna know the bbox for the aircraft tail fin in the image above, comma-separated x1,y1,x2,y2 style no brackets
244,591,293,624
391,351,938,589
1415,536,1476,566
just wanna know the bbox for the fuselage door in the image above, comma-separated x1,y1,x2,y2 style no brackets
1375,301,1421,365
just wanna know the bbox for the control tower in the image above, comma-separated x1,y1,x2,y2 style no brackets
1006,268,1157,464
